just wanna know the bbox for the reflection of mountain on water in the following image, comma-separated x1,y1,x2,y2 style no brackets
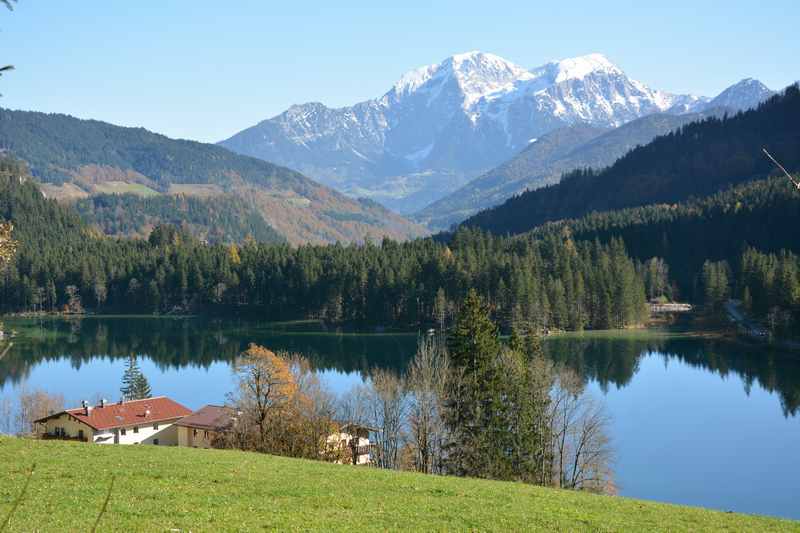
545,336,800,417
0,317,417,388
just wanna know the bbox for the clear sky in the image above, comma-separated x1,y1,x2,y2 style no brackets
1,1,798,143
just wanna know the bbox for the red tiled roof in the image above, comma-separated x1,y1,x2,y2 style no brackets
175,405,236,432
35,396,192,431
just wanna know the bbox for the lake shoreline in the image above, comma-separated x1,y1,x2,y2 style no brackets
3,312,798,354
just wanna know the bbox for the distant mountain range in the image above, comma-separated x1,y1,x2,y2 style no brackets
219,52,774,216
460,85,800,236
416,111,727,229
0,108,425,245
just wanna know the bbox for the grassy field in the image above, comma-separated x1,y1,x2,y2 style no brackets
168,183,225,197
0,438,797,532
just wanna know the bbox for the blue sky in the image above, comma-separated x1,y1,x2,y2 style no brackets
1,1,798,143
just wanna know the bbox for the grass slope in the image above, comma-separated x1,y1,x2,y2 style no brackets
0,438,796,532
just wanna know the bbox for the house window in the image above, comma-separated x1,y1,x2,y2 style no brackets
153,423,159,430
121,428,127,436
193,429,198,437
204,431,209,439
78,430,84,441
153,439,159,445
133,426,139,434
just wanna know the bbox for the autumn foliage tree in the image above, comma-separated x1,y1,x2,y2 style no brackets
230,344,296,452
228,344,339,460
0,221,17,267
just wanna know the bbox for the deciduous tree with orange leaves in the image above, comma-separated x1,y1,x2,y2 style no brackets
0,221,16,268
228,344,341,460
230,344,297,452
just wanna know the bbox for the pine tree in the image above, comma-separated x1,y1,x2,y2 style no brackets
433,287,448,332
120,355,152,401
132,371,152,400
742,285,753,312
443,289,504,477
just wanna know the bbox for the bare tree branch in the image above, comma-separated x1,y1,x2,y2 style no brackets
763,148,800,189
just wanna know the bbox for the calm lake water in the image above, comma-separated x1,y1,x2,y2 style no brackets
1,316,798,520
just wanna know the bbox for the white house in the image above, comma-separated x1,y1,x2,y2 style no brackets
34,396,192,445
327,423,378,465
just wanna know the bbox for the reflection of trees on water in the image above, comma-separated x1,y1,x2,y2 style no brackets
3,318,798,418
0,318,417,388
545,337,800,417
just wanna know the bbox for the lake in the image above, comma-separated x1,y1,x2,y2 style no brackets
0,316,798,520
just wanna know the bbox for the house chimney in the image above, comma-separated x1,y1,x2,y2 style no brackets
99,399,106,408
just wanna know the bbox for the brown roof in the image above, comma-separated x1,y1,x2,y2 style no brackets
175,405,236,432
34,396,192,431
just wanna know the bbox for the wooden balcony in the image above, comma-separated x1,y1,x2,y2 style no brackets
41,433,88,442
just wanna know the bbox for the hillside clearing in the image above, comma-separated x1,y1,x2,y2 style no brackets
91,181,160,197
0,438,796,532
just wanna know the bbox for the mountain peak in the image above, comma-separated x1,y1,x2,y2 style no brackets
547,53,623,83
710,78,773,111
390,51,531,106
444,50,521,72
221,51,725,216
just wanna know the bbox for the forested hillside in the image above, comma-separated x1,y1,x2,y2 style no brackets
528,176,800,332
0,157,647,330
462,84,800,235
418,111,718,229
0,108,424,244
3,150,796,333
74,193,284,244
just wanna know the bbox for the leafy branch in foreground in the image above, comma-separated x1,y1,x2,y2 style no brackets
0,0,16,95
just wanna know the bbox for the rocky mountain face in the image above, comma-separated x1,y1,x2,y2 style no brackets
220,52,773,217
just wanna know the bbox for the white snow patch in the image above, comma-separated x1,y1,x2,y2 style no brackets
551,53,621,83
404,143,434,163
350,148,371,161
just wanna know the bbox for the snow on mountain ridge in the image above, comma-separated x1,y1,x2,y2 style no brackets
549,53,622,83
220,52,771,215
389,51,534,111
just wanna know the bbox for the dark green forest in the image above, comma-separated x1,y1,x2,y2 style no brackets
74,193,284,244
2,147,798,334
528,176,800,297
463,84,800,236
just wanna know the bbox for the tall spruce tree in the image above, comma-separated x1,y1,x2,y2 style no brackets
120,355,152,401
443,289,505,477
445,290,557,482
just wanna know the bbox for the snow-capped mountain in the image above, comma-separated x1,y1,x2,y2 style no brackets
219,52,768,214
